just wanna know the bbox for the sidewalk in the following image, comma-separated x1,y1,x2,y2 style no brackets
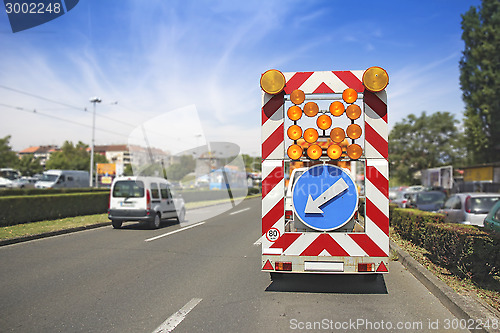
390,240,499,333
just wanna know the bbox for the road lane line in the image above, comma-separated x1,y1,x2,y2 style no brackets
229,207,251,215
145,222,205,242
152,298,202,333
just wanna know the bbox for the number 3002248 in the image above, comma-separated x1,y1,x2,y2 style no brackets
5,2,62,14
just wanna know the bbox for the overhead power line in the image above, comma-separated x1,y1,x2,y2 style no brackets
0,102,128,138
0,84,190,142
0,84,137,128
0,84,86,112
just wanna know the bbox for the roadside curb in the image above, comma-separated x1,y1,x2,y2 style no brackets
390,240,499,332
0,222,110,247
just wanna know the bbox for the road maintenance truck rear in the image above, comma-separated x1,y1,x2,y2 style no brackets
260,67,389,278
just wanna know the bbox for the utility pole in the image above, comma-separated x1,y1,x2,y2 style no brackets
89,97,101,187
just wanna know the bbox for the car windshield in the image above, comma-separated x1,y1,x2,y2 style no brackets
416,192,446,204
470,196,500,214
0,170,20,180
112,180,145,198
39,174,59,182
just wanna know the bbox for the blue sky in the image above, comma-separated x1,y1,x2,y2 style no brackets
0,0,482,155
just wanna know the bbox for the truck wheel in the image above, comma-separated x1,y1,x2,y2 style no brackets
177,208,186,222
151,213,161,229
111,220,122,229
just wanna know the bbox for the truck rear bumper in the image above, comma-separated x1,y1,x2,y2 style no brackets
261,255,389,274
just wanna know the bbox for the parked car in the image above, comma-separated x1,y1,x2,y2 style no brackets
12,177,37,188
389,187,404,203
407,185,425,192
108,176,186,229
0,168,21,188
438,193,500,226
392,186,424,208
484,200,500,233
406,191,446,212
393,191,413,208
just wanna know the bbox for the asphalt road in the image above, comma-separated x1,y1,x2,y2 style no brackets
0,197,468,332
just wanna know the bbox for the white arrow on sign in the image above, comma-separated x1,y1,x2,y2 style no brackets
305,178,349,214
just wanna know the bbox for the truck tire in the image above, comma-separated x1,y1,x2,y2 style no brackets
111,220,122,229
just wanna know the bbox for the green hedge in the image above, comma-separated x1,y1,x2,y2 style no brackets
0,188,109,197
390,207,500,282
0,192,109,226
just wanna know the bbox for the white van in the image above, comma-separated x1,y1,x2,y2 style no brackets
0,168,21,188
108,176,186,229
35,170,90,189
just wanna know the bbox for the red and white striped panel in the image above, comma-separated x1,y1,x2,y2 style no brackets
261,69,389,258
262,92,284,161
261,89,285,252
364,90,388,159
364,159,389,256
269,231,387,257
283,71,365,94
261,160,284,251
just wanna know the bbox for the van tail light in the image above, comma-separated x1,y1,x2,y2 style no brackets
146,189,151,211
465,195,471,213
285,210,293,220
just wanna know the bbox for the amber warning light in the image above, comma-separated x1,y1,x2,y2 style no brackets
362,66,389,92
260,69,285,94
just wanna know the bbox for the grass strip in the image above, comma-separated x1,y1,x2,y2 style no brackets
0,195,261,241
390,227,500,313
0,213,109,240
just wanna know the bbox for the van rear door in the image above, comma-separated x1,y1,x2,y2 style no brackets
111,180,146,210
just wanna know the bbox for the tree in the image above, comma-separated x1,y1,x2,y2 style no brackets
389,112,466,185
123,164,134,176
242,154,261,172
0,135,19,168
18,154,43,176
166,155,196,180
460,0,500,163
46,141,107,171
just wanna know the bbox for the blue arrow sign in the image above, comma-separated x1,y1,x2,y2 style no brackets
292,164,358,231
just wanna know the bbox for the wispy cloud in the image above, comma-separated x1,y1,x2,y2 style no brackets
0,0,478,154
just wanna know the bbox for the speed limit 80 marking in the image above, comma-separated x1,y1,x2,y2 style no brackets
266,228,281,242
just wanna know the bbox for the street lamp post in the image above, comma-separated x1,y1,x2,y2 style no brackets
89,97,101,187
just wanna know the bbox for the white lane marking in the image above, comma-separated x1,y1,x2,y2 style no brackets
253,236,262,246
145,222,205,242
229,207,250,215
152,298,202,333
